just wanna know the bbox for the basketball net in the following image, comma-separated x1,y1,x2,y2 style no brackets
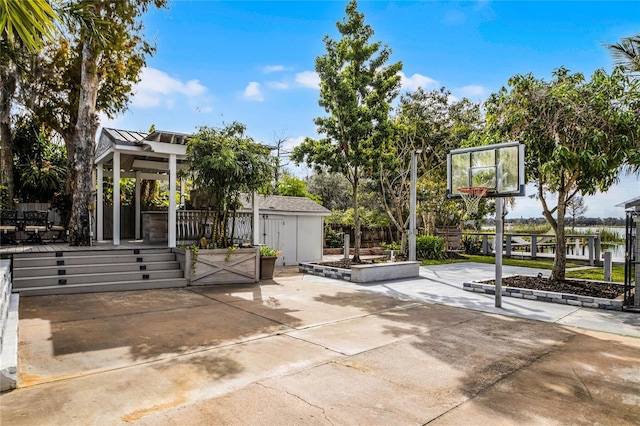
458,186,488,216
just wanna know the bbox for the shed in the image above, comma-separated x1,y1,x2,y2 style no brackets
244,195,330,266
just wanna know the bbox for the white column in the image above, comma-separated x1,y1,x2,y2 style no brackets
168,154,177,248
97,164,104,241
113,151,121,246
252,191,260,245
135,171,141,240
408,150,421,261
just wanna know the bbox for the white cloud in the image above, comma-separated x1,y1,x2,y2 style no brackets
267,81,289,90
242,82,264,101
262,65,286,73
452,84,490,100
131,67,207,109
399,72,438,91
296,71,320,89
285,135,306,152
132,67,207,109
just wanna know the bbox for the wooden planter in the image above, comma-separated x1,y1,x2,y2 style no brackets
260,256,278,280
187,247,259,285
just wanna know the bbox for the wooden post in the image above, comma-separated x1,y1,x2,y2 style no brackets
603,251,612,282
531,235,537,260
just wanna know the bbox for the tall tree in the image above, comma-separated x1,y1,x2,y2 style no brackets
291,0,402,262
378,88,481,251
23,0,166,245
184,122,275,248
485,67,640,279
307,171,351,211
0,0,58,201
566,195,587,231
607,35,640,75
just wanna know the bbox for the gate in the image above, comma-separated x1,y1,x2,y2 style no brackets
623,210,639,312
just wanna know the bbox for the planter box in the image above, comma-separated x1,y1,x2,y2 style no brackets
462,280,624,311
188,247,259,285
299,261,420,284
351,261,420,283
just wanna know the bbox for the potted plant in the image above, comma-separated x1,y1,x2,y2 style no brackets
260,245,281,280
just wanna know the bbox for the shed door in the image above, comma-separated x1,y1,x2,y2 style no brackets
261,215,296,266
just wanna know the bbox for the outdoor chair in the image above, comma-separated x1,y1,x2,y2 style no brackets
23,210,49,244
0,209,19,245
47,209,67,243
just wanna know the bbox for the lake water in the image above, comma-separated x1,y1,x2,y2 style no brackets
482,225,628,261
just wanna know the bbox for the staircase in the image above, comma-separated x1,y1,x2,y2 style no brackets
11,248,187,296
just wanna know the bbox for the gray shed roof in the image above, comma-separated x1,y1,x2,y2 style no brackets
241,195,330,216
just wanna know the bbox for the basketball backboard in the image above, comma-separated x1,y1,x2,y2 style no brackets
446,141,525,199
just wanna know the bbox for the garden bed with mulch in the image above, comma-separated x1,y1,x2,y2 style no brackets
481,275,626,300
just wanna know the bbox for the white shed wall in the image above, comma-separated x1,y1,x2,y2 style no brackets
259,214,324,266
296,216,323,265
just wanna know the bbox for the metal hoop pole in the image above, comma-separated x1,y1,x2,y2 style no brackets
495,197,503,308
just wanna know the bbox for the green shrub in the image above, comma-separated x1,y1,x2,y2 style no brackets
381,241,401,251
509,223,551,234
0,185,10,210
462,235,482,255
260,246,281,257
325,227,344,248
416,235,445,260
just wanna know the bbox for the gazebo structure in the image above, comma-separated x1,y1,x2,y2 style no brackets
94,128,260,247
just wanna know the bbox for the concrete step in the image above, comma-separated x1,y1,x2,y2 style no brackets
13,278,188,296
13,269,185,289
13,261,180,278
10,248,186,296
11,248,171,259
12,251,175,268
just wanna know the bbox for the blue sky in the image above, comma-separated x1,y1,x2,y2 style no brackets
102,0,640,219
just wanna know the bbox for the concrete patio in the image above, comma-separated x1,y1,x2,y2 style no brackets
1,265,639,425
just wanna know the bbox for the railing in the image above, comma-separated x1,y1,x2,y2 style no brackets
176,210,253,245
439,232,602,266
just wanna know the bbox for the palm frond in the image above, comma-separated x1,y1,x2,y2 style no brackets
0,0,58,52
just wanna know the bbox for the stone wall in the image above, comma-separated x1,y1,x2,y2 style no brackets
1,259,18,391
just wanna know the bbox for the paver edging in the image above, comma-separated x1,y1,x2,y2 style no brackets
299,262,352,281
463,280,623,311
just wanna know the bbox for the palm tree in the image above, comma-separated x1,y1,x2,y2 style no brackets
1,0,58,201
607,35,640,74
0,0,57,52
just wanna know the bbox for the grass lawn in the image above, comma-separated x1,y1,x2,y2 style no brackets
421,254,625,282
565,266,625,283
460,254,584,269
420,254,565,268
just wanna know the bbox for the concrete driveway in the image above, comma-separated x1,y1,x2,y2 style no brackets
2,267,639,425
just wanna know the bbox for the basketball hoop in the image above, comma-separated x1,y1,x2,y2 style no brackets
458,186,488,216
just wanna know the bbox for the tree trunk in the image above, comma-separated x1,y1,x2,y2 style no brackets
352,170,361,262
0,64,17,203
68,39,100,246
550,192,567,280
